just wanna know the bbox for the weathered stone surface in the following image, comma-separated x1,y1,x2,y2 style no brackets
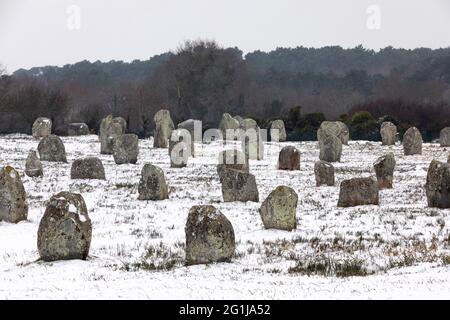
217,149,248,181
67,123,89,136
317,121,349,145
221,168,259,202
380,122,397,146
259,186,298,231
185,205,235,265
337,177,379,207
425,160,450,208
373,153,396,189
241,125,264,160
153,109,175,148
25,150,43,177
233,115,244,126
219,113,240,140
32,117,52,139
99,115,127,154
403,127,422,155
38,135,67,162
169,129,190,168
440,127,450,147
270,120,287,142
71,157,105,180
314,160,335,186
112,134,139,164
178,119,201,156
138,164,169,201
319,134,342,162
0,166,28,223
278,146,300,170
37,192,91,261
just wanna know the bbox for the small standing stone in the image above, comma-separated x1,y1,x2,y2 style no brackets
337,177,379,207
403,127,422,155
169,129,190,168
425,160,450,208
440,127,450,147
373,153,396,189
221,168,259,202
270,120,287,142
177,119,201,156
112,134,139,164
185,205,235,265
37,192,92,261
219,113,240,140
259,186,298,231
319,134,342,162
25,150,43,177
314,160,335,186
0,166,28,223
380,122,397,146
38,135,67,162
153,109,175,148
32,117,52,139
71,157,105,180
317,121,349,145
241,127,264,160
217,149,248,181
138,164,169,201
278,146,300,170
67,123,89,136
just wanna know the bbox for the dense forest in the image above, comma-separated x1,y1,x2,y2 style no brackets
1,40,450,141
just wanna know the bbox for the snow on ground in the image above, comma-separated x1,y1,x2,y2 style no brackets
1,134,450,299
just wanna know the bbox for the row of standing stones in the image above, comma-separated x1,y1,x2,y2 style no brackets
0,113,449,265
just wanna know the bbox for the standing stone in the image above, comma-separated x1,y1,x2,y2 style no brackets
373,153,396,189
71,157,105,180
99,115,127,154
169,129,190,168
153,109,175,148
178,119,202,156
32,117,52,139
112,134,139,164
317,121,349,145
38,135,67,162
259,186,298,231
185,205,235,265
37,192,92,261
440,127,450,147
233,115,244,127
314,160,335,186
380,122,397,146
278,146,300,170
319,134,342,162
403,127,422,155
217,149,248,181
0,166,28,223
241,126,264,160
67,123,89,136
270,120,287,142
25,150,43,177
337,177,379,207
219,113,240,140
425,160,450,208
138,164,169,201
221,168,259,202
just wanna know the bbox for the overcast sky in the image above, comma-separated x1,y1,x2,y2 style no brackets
0,0,449,72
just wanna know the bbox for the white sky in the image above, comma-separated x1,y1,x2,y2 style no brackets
0,0,449,72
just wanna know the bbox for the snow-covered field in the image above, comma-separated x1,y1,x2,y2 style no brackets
1,133,450,299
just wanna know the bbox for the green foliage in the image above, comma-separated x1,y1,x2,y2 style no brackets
349,111,380,141
350,111,374,126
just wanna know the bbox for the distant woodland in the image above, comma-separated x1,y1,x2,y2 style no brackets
1,40,450,141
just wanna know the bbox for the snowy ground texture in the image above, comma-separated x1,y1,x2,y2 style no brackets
1,134,450,299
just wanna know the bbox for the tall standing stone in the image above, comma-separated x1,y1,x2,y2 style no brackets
270,120,287,142
0,166,28,223
425,160,450,208
153,109,175,148
259,186,298,231
219,113,240,140
32,117,52,139
38,135,67,162
337,177,379,207
185,205,235,265
373,153,396,189
37,192,92,261
25,150,43,177
380,122,397,146
403,127,422,155
217,149,248,181
317,121,349,145
440,127,450,147
138,164,169,201
71,157,105,180
112,134,139,164
278,146,300,170
169,129,190,168
314,160,335,186
319,134,342,162
221,168,259,202
99,115,127,154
